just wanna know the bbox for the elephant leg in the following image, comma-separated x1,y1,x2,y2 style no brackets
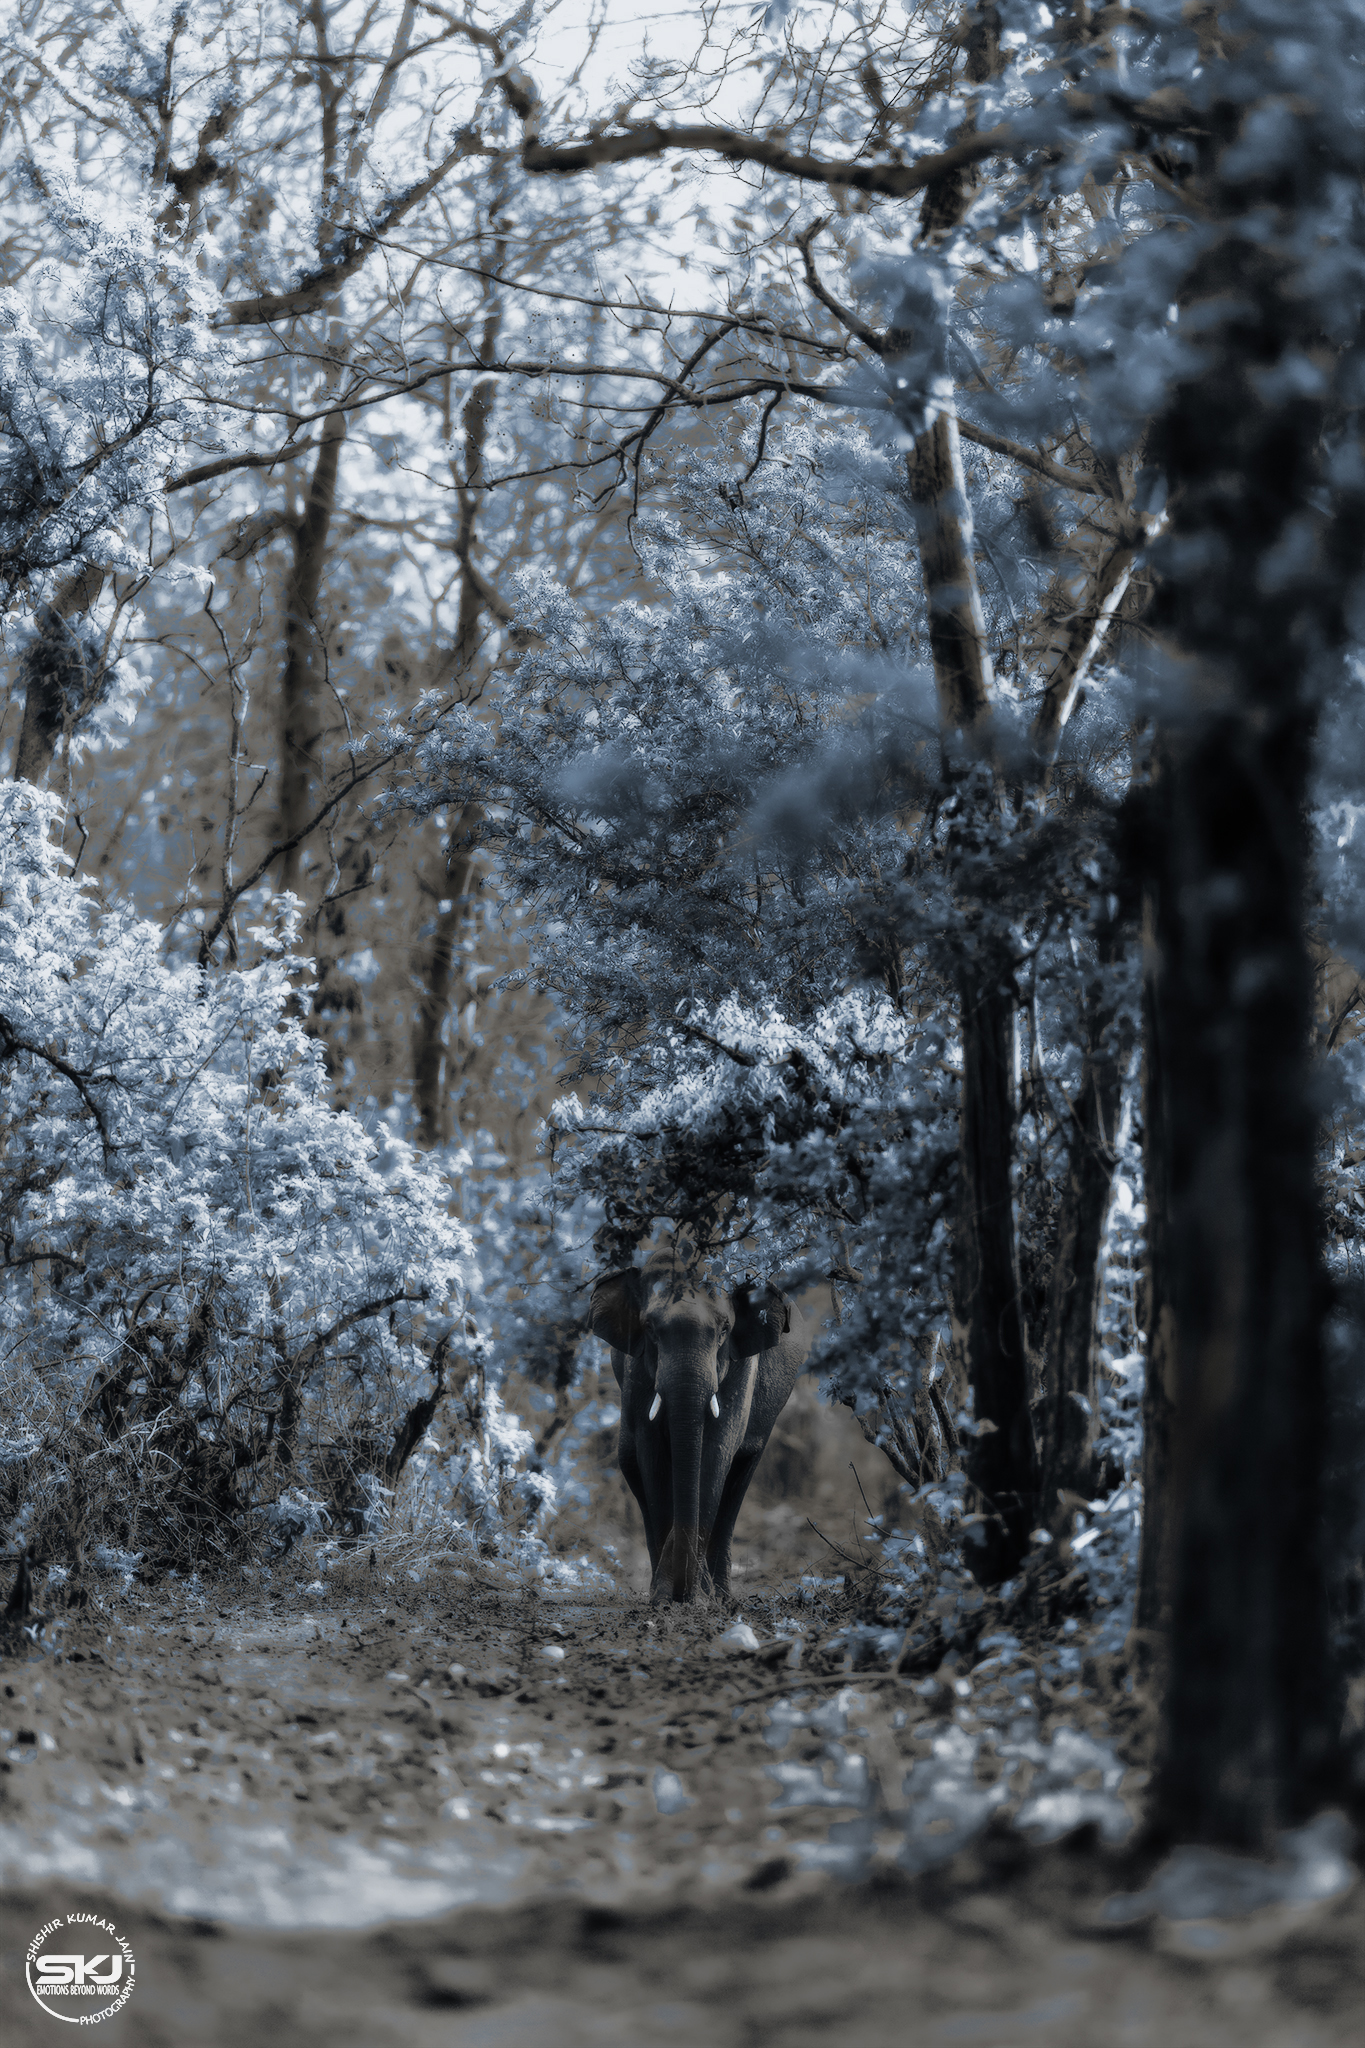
650,1528,719,1603
651,1528,676,1603
705,1446,764,1604
619,1427,669,1574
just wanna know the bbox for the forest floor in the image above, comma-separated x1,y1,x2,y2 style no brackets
0,1548,1360,2046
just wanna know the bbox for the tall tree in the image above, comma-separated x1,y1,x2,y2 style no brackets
1128,20,1357,1840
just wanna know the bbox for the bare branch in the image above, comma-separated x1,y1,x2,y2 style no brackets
795,217,885,353
740,389,783,483
290,1290,422,1371
0,1013,118,1165
215,132,483,328
955,420,1108,497
1028,533,1140,765
166,441,319,493
196,746,407,966
522,120,1011,200
671,1022,759,1069
795,220,1107,497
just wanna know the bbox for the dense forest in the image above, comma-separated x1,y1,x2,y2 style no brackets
1,0,1364,1889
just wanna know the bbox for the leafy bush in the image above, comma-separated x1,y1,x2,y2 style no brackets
0,177,219,610
0,784,475,1575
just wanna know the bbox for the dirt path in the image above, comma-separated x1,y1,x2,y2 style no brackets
0,1576,1359,2043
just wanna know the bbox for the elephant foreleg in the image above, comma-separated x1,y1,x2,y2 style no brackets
651,1527,676,1601
650,1527,719,1604
704,1446,764,1604
619,1430,668,1574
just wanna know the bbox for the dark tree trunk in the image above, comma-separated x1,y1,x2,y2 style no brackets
951,973,1036,1578
384,1341,449,1487
12,567,105,787
896,4,1043,1583
901,394,1037,1581
1141,706,1333,1845
14,619,69,789
1131,145,1351,1838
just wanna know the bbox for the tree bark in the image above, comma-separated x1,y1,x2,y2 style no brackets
892,1,1039,1582
906,415,996,732
1029,533,1137,770
413,808,480,1149
278,411,345,897
1141,708,1332,1844
951,974,1036,1576
12,566,105,787
901,405,1038,1576
411,296,501,1149
1133,165,1342,1839
1037,948,1130,1522
272,0,417,898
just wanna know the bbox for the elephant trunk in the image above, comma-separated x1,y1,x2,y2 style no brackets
669,1403,707,1603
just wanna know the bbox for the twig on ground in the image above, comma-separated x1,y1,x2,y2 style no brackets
805,1517,868,1571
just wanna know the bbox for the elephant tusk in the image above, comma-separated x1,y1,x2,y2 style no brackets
710,1393,720,1418
648,1392,662,1421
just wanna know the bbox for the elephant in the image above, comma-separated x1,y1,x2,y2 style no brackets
590,1245,816,1604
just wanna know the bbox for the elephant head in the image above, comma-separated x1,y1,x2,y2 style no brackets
591,1246,791,1602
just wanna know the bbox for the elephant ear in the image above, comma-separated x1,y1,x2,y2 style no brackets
590,1268,645,1353
729,1282,791,1358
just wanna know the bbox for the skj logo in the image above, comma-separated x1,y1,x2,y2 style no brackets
26,1913,136,2025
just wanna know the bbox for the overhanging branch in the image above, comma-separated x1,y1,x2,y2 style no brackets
523,120,1011,198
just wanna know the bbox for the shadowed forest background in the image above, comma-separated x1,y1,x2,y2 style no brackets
1,0,1365,1952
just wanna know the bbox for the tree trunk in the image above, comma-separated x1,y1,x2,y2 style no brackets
413,807,480,1149
899,404,1037,1576
384,1339,449,1487
278,411,345,896
411,305,501,1147
1140,709,1333,1844
895,1,1040,1582
1029,534,1138,771
906,415,996,733
1037,955,1129,1522
1134,163,1341,1839
950,973,1036,1577
12,567,105,787
902,389,1039,1581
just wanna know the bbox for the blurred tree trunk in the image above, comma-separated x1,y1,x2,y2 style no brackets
413,807,481,1149
1140,706,1332,1844
1134,156,1345,1844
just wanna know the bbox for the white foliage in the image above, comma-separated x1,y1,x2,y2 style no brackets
445,1374,542,1533
0,178,223,610
0,782,475,1558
